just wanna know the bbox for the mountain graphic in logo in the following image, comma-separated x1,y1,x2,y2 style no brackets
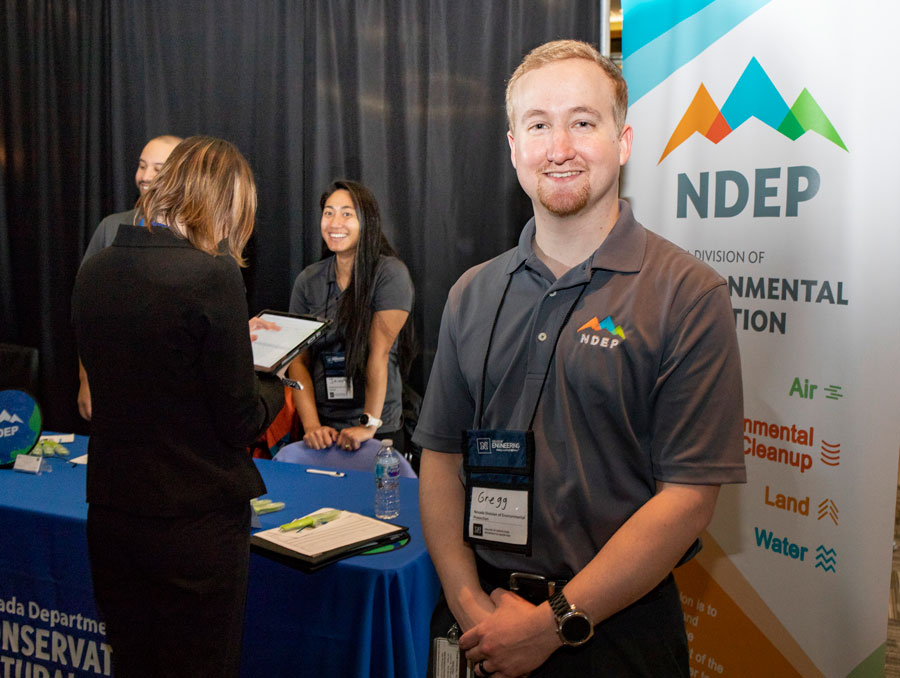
659,57,847,163
577,315,626,340
0,410,24,424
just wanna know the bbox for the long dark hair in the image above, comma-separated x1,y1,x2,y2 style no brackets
321,179,416,383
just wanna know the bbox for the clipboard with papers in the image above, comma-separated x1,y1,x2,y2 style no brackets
251,310,330,373
250,507,409,571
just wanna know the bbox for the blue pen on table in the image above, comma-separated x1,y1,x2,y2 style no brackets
279,509,342,532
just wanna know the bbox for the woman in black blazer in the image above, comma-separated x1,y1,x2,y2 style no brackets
72,136,284,678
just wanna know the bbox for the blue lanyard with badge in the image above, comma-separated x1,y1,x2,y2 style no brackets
462,272,589,555
322,352,355,400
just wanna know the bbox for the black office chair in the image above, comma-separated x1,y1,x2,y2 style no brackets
0,343,40,398
401,382,423,474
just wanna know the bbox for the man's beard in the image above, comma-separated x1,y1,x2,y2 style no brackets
537,179,589,217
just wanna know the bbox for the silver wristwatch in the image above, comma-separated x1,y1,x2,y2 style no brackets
548,590,594,646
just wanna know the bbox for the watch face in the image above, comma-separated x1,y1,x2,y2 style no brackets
561,613,593,644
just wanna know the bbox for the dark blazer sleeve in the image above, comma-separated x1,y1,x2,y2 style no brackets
198,260,285,447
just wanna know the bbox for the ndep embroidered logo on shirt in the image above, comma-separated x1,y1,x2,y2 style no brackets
576,315,625,348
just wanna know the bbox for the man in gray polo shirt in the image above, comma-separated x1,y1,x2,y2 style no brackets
78,135,182,420
82,135,182,263
413,40,745,677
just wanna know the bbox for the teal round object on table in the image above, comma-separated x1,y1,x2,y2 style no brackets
0,389,43,465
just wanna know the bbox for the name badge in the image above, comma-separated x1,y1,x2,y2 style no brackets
432,639,472,678
462,429,534,555
13,454,45,474
432,622,472,678
322,352,354,400
466,485,529,547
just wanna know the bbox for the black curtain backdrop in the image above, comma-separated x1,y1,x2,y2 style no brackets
1,0,602,432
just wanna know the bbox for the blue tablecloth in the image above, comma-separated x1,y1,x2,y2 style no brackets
275,438,418,478
0,435,440,678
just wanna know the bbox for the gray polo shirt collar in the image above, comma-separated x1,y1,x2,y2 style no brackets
322,256,344,307
505,199,646,281
324,256,338,286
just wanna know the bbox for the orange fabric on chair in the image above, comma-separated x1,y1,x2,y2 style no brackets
250,386,300,459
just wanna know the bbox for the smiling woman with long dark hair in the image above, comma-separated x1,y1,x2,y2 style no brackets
72,136,284,678
287,179,414,452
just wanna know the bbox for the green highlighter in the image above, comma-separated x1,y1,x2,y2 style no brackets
279,509,342,532
250,499,286,515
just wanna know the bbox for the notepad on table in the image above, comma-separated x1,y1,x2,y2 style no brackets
251,507,407,571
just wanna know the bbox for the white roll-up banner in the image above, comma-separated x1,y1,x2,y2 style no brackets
622,1,900,675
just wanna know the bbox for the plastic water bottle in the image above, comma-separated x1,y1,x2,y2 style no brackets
374,439,400,519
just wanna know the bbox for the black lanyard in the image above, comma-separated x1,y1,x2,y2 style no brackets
476,265,592,430
325,257,341,318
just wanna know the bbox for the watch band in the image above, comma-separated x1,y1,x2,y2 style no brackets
548,590,594,646
359,412,383,428
280,376,304,390
549,590,572,619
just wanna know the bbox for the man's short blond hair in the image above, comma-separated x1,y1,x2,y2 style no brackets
505,39,628,134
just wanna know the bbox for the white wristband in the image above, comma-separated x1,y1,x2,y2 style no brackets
359,413,383,428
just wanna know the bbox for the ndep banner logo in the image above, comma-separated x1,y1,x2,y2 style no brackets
659,57,847,163
0,389,42,463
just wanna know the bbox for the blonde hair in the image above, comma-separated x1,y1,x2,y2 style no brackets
136,136,256,266
505,39,628,134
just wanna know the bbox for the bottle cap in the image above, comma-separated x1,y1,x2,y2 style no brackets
381,439,393,447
